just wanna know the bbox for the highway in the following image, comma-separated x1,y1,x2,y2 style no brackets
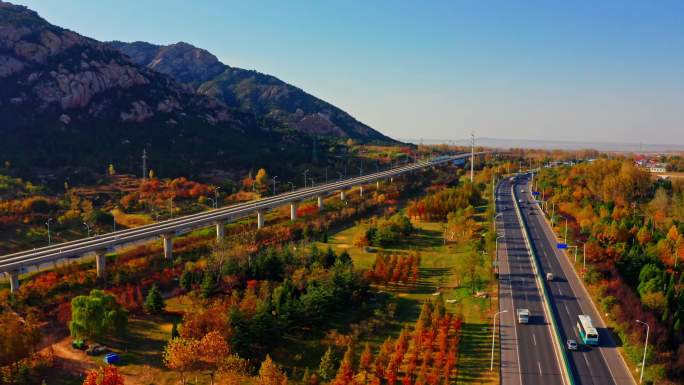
0,152,484,280
514,175,635,385
496,178,564,385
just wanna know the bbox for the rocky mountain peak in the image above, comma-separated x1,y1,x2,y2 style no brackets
110,40,227,88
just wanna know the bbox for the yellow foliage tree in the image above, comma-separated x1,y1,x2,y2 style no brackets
163,337,200,385
255,168,269,193
257,355,287,385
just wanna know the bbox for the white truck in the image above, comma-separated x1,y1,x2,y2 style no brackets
517,308,530,324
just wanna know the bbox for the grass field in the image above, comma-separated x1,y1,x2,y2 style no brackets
318,216,498,385
60,312,183,385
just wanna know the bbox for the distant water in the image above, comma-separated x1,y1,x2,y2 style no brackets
403,137,684,153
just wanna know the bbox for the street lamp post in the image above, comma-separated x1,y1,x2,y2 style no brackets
564,217,568,244
635,320,650,384
214,187,220,208
207,197,216,209
45,217,53,245
494,213,503,233
490,310,508,370
288,182,295,192
82,222,91,238
303,170,309,188
272,176,278,195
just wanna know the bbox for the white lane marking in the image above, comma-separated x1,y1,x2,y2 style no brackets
565,304,572,319
558,287,563,296
538,361,543,376
583,354,591,372
499,194,523,385
532,333,537,346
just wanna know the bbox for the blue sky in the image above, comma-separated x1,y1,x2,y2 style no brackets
15,0,684,144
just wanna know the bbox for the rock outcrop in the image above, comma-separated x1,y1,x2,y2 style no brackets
109,41,394,142
0,2,234,125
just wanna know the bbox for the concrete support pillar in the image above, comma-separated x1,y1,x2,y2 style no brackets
95,250,107,279
162,234,174,260
317,195,324,209
290,202,298,220
215,221,225,243
359,186,364,197
340,190,346,200
390,177,394,183
257,209,265,229
6,271,19,293
376,180,380,189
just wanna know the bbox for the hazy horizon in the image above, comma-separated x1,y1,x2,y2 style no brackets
404,137,684,153
14,0,684,145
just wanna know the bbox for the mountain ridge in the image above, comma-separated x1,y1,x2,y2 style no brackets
107,39,392,141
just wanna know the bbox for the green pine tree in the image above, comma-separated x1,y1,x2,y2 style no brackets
201,271,216,298
180,270,193,291
143,284,165,314
170,320,180,339
318,346,337,381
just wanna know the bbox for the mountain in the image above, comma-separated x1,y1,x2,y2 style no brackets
108,40,392,141
0,1,394,183
108,41,227,89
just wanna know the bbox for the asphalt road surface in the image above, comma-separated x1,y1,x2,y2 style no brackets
497,177,564,385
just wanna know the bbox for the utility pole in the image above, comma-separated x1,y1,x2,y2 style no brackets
470,131,475,183
46,217,53,245
142,149,147,180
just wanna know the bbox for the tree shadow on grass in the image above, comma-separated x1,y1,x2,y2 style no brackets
103,314,180,369
456,322,495,384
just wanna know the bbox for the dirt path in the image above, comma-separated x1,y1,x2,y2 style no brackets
49,337,98,375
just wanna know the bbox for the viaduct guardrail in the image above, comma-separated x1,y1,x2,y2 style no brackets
1,152,488,291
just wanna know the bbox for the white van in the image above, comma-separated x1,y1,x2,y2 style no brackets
517,309,530,324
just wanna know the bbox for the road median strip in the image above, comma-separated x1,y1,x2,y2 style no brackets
510,182,575,385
